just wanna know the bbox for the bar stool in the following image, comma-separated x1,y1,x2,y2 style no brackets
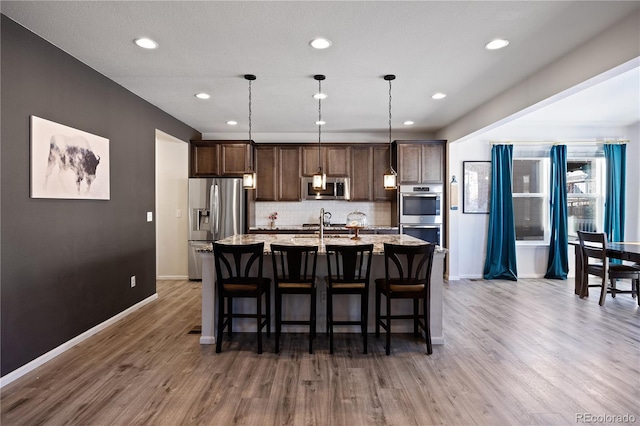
375,243,435,355
325,244,374,354
213,242,271,354
577,231,640,306
270,244,319,354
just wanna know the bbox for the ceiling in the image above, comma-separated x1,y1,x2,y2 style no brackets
2,1,639,141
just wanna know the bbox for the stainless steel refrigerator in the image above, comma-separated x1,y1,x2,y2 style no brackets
188,177,245,280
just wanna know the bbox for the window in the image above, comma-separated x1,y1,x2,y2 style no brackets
512,159,549,242
510,145,605,244
567,158,605,237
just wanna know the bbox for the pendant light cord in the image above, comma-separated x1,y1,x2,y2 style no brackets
388,78,392,170
318,78,322,171
248,78,252,143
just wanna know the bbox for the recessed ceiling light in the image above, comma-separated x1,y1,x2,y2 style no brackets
315,120,326,125
310,38,332,49
195,93,210,100
313,93,327,100
432,93,447,100
403,121,414,126
227,121,238,126
134,37,158,49
485,39,509,50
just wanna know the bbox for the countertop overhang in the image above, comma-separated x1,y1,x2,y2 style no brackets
198,233,446,255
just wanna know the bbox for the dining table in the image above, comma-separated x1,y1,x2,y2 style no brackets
571,240,640,296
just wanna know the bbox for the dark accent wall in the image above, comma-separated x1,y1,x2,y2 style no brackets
1,15,201,376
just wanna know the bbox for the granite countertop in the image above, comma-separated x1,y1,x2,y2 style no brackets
197,233,446,255
249,225,399,231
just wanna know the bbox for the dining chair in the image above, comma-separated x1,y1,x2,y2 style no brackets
375,243,436,355
270,244,319,354
325,244,374,354
577,231,640,306
213,242,271,354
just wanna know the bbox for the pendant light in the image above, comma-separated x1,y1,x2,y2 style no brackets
242,74,257,189
312,74,327,191
383,74,397,190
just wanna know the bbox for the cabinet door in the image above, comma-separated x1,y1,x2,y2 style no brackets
397,144,422,184
372,145,395,201
190,142,219,176
220,143,250,176
255,146,277,201
421,144,444,183
325,146,350,176
302,146,323,176
350,146,372,201
278,146,301,201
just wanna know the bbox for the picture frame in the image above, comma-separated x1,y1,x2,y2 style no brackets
463,161,491,214
30,116,110,200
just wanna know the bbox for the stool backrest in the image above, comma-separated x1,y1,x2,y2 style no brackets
325,244,374,286
270,244,318,285
383,243,435,286
213,242,265,288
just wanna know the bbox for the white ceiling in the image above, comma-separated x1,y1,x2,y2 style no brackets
2,1,639,140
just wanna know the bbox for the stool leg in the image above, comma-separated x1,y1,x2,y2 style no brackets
362,290,368,354
310,288,316,354
275,288,282,354
423,296,432,355
227,297,233,338
328,289,334,354
385,294,391,356
375,288,381,338
216,294,225,354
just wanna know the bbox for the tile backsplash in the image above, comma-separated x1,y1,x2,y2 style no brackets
255,201,392,227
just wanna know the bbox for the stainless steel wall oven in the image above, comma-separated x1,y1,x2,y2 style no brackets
399,184,443,246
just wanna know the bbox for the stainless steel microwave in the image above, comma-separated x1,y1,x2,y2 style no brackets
301,177,350,200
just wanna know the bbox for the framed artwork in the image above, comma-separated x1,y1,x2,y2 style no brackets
30,116,110,200
463,161,491,214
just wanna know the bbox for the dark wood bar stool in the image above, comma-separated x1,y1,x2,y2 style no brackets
375,243,436,355
577,231,640,306
213,242,271,354
325,244,374,354
270,244,319,354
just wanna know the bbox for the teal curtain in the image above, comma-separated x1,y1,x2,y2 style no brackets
603,144,626,244
545,145,568,279
483,145,518,281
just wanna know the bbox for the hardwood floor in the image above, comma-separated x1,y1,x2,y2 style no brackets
2,278,639,425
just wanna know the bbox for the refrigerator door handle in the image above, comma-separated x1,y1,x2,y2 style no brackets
211,184,219,237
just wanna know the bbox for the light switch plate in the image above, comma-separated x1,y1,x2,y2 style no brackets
146,212,153,222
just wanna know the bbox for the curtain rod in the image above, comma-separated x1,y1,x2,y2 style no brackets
489,139,629,146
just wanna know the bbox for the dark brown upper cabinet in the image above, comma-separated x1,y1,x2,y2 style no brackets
395,140,445,184
350,144,394,202
302,144,350,177
190,140,251,177
255,145,301,201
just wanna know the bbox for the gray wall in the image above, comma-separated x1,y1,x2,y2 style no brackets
1,15,201,376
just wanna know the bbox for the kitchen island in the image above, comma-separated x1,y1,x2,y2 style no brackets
198,233,447,347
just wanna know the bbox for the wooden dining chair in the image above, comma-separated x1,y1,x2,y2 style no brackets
270,244,319,354
213,242,271,354
375,243,436,355
325,244,374,354
577,231,640,306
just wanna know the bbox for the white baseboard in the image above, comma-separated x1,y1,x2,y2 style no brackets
0,293,158,388
460,274,484,279
446,275,460,281
156,275,189,280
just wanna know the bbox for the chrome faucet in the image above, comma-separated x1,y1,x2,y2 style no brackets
319,208,324,239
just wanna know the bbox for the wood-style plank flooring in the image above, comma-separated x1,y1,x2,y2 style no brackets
2,278,639,425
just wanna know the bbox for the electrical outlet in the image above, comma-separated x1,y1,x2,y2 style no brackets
321,291,326,303
146,212,153,222
130,276,136,288
176,209,182,218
